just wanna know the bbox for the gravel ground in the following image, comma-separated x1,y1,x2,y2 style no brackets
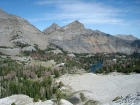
58,73,140,104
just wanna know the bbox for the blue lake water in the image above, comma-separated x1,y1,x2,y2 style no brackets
90,62,103,73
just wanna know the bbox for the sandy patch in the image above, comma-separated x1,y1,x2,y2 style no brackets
58,73,140,104
0,48,20,56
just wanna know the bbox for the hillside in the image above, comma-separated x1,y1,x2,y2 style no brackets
0,8,49,55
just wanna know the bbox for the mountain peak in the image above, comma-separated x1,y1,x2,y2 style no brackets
70,20,83,26
62,20,85,31
43,23,60,34
51,23,60,27
72,20,81,23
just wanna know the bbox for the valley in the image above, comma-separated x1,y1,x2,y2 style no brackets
0,8,140,105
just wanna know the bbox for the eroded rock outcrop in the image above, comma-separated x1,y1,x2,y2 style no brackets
106,91,140,105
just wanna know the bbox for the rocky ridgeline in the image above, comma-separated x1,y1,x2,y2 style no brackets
107,91,140,105
115,34,139,41
0,8,140,55
44,20,140,54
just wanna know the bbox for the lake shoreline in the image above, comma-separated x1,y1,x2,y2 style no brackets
89,61,103,73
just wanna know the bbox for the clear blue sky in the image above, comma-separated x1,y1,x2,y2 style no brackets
0,0,140,38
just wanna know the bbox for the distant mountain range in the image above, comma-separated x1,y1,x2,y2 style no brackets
43,21,140,54
0,8,140,55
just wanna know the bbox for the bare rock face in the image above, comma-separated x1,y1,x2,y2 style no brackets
0,8,49,51
46,21,114,53
21,46,36,52
106,91,140,105
115,34,139,41
115,34,140,53
61,20,84,31
45,21,140,54
1,8,139,55
43,23,60,34
0,95,73,105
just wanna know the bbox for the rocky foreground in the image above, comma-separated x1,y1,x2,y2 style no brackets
0,95,73,105
57,73,140,104
106,91,140,105
0,73,140,105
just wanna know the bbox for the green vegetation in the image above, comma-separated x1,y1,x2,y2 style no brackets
11,103,16,105
96,52,140,74
56,90,62,105
10,34,19,41
15,42,30,48
29,50,91,73
0,46,13,49
22,51,33,56
0,52,5,55
20,47,140,75
0,45,140,103
0,47,106,102
45,47,55,51
80,93,86,102
0,59,63,101
34,44,39,51
0,46,9,48
33,94,40,102
112,96,122,101
55,45,68,55
54,69,60,78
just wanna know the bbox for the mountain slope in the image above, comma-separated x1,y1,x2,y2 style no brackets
0,8,48,50
45,21,116,53
44,21,140,54
0,8,139,55
115,34,139,41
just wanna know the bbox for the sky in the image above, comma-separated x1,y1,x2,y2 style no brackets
0,0,140,38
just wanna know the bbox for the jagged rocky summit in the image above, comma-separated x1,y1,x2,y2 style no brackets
43,23,60,34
